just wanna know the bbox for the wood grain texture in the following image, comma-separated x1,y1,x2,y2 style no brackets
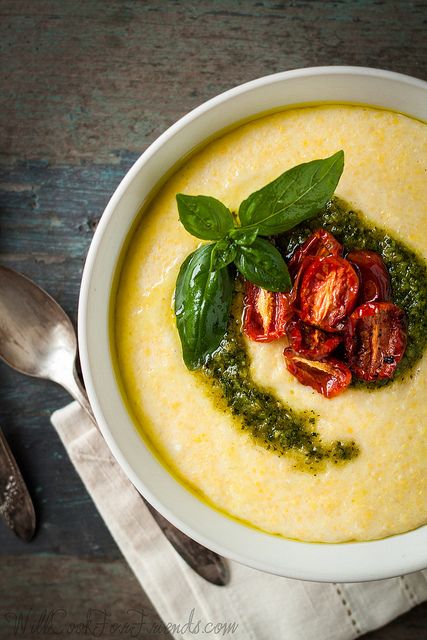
0,556,169,640
0,0,426,637
1,0,426,166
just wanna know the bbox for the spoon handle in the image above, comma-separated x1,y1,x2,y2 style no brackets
63,369,230,586
0,426,36,541
63,368,97,424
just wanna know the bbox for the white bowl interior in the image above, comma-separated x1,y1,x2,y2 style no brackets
79,67,427,581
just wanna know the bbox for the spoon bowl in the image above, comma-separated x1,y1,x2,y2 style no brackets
0,266,89,412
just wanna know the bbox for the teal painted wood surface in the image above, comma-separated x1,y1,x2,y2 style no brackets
1,1,426,638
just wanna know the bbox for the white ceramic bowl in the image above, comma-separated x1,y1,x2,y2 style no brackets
79,66,427,582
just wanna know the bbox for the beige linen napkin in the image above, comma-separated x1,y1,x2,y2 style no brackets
51,402,427,640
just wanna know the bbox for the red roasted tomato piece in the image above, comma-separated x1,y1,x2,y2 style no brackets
288,228,342,278
288,255,316,307
347,249,391,304
296,256,359,331
286,318,342,359
283,348,352,398
243,281,293,342
344,302,406,381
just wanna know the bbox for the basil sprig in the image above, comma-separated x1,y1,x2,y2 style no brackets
175,244,233,370
175,151,344,369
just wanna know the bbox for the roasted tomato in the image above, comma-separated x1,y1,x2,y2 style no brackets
296,256,359,331
288,228,342,278
286,318,342,359
347,250,391,304
283,348,352,398
243,281,293,342
344,302,406,381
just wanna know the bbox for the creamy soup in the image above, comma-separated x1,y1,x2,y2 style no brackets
114,105,427,543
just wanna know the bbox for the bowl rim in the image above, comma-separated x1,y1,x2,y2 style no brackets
79,66,427,582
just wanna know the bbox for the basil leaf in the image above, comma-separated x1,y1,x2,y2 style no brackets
228,226,259,246
234,238,292,292
238,150,344,235
175,244,233,370
210,238,237,271
177,194,235,240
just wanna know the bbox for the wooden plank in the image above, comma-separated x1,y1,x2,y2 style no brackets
0,1,426,637
0,556,172,640
1,1,426,166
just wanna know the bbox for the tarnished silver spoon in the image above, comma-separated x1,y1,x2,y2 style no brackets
0,265,229,586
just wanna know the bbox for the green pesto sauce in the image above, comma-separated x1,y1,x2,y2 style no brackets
202,197,427,470
277,197,427,388
204,300,359,471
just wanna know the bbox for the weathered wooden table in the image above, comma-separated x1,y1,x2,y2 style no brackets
1,1,426,638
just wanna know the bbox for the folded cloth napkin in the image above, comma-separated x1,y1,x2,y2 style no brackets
51,402,427,640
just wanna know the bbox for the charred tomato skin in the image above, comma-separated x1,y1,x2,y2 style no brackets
347,249,392,304
286,318,342,359
288,228,342,278
283,348,352,398
243,281,293,342
296,256,359,331
344,301,407,381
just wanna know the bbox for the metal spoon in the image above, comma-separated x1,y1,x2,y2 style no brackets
0,265,229,586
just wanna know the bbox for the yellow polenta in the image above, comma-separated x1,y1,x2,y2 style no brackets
114,105,427,542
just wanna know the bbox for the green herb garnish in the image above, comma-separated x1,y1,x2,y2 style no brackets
175,244,233,370
239,151,344,234
234,237,291,292
174,151,344,370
